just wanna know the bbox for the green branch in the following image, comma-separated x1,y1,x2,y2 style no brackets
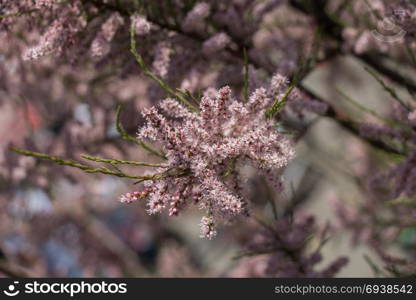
222,157,238,178
336,88,398,127
265,85,295,119
364,66,411,111
133,166,190,184
129,22,199,112
243,48,249,102
10,147,168,181
81,154,169,168
115,104,166,160
0,1,71,19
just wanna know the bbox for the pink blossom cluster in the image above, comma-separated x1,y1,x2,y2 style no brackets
23,12,83,61
5,0,416,277
202,32,231,56
131,14,152,36
34,0,57,9
181,2,211,33
121,84,294,238
152,42,172,78
90,13,124,59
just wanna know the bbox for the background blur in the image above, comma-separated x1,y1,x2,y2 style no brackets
1,0,415,277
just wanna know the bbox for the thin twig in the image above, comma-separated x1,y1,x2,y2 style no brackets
243,48,249,102
336,87,398,127
10,147,170,181
129,23,198,112
266,85,295,119
81,154,169,168
115,104,167,159
364,66,411,111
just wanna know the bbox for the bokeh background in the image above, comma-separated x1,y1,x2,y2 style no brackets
1,0,415,277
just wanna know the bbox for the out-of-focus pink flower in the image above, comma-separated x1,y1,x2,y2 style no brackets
182,2,211,33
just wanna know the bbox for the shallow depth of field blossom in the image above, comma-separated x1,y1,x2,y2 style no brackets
0,0,416,278
122,84,295,238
